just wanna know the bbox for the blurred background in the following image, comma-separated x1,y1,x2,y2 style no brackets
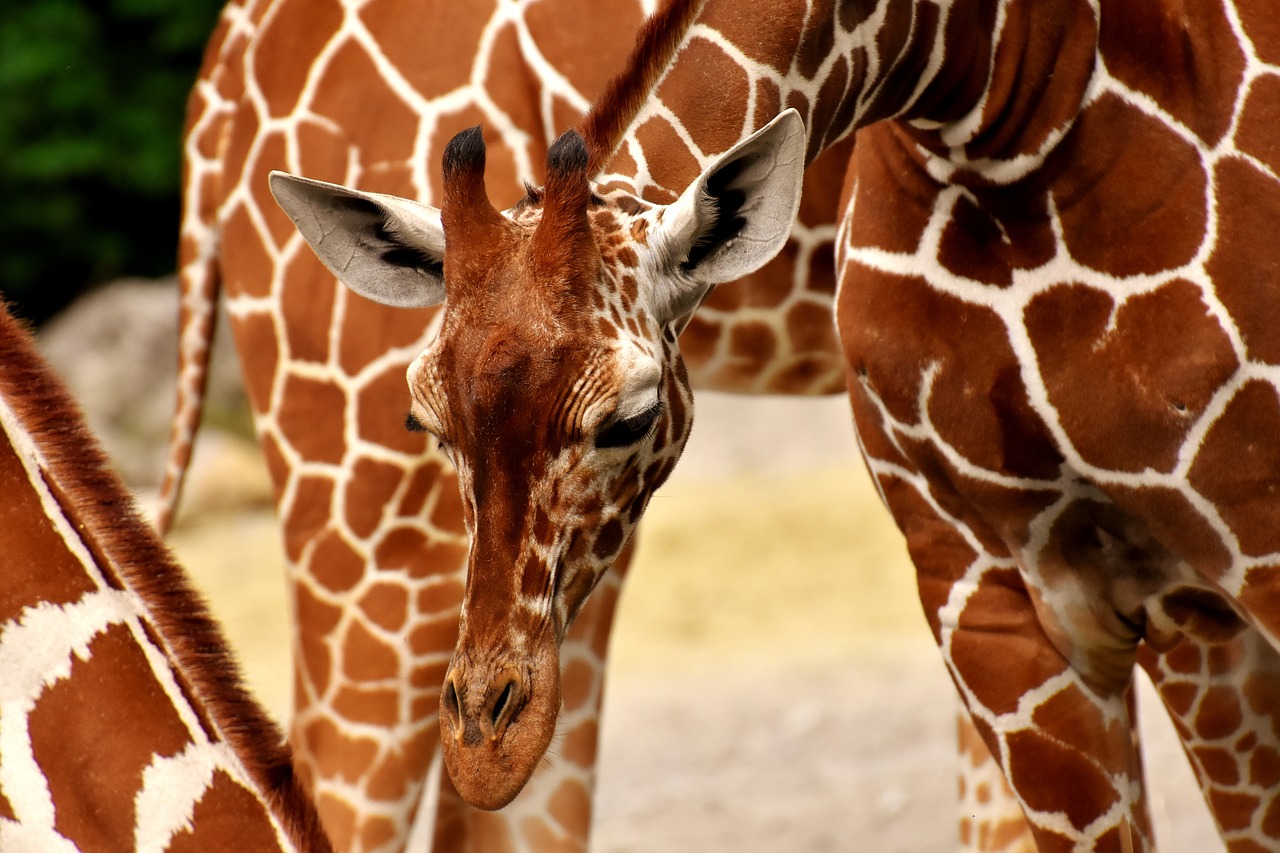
0,0,222,326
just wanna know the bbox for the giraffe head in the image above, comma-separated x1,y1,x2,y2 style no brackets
270,109,805,809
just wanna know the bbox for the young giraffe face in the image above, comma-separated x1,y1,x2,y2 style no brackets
271,110,806,809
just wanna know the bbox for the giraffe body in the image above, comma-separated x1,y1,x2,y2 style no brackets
275,0,1280,850
0,306,329,852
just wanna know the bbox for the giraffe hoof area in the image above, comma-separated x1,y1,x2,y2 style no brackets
440,640,561,810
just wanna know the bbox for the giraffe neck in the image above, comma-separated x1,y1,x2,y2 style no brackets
588,0,1097,201
0,308,329,852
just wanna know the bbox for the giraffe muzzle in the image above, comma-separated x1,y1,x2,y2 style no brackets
439,641,561,810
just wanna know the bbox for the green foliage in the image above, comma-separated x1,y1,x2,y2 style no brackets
0,0,224,324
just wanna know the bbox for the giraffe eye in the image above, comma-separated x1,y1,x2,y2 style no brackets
595,402,662,450
405,411,430,433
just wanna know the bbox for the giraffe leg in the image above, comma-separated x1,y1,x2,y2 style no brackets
887,487,1154,852
1137,620,1280,850
958,710,1038,853
281,448,469,853
428,542,634,853
941,574,1153,852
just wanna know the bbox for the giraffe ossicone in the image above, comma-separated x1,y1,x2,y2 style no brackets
271,109,808,809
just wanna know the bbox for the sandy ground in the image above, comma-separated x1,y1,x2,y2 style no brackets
168,393,1226,851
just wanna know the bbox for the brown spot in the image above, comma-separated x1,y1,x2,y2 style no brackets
227,312,278,417
1031,684,1130,776
1162,641,1201,675
548,780,591,834
332,684,401,727
1191,746,1241,787
592,518,625,561
1027,280,1237,473
408,616,459,659
416,575,465,618
1006,728,1121,832
282,476,334,562
1161,682,1198,717
1251,746,1280,788
633,117,698,203
294,582,341,697
1243,668,1280,738
950,569,1067,715
358,818,400,853
0,444,97,626
1190,383,1280,557
310,40,419,172
1237,3,1280,65
165,771,281,852
361,582,410,633
557,719,600,770
1207,157,1280,365
221,206,275,299
560,657,596,713
342,619,401,682
312,791,357,851
31,626,191,850
1263,796,1280,839
345,456,408,539
785,300,839,356
1100,0,1244,147
252,0,342,118
1053,93,1208,277
1207,788,1261,832
278,373,348,464
310,529,366,594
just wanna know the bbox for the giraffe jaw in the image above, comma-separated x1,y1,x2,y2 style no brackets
439,636,561,810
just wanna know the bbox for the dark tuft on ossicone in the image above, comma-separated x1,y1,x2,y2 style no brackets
547,130,589,177
443,126,487,178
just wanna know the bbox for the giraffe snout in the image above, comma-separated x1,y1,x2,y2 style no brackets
438,641,560,811
442,663,529,746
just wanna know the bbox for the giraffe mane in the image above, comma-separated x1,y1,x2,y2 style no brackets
0,306,331,852
579,0,707,176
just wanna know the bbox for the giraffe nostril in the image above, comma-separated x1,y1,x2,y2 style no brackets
491,680,514,728
442,675,461,725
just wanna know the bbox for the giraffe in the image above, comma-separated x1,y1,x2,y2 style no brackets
158,1,851,850
0,304,331,852
273,0,1280,849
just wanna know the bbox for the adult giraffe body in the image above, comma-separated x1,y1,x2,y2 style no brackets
163,1,847,850
0,306,330,852
274,0,1280,850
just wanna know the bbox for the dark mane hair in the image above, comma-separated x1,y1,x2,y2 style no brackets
0,305,331,852
579,0,706,175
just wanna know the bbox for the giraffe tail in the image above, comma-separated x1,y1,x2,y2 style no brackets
154,232,222,536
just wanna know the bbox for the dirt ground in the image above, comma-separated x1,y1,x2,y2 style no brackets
168,393,1226,851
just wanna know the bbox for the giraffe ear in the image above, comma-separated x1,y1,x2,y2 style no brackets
268,172,447,308
649,109,807,324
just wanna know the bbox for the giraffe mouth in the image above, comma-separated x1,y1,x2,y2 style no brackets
439,637,561,810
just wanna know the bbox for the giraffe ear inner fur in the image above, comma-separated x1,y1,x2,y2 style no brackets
648,109,808,326
269,171,448,309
